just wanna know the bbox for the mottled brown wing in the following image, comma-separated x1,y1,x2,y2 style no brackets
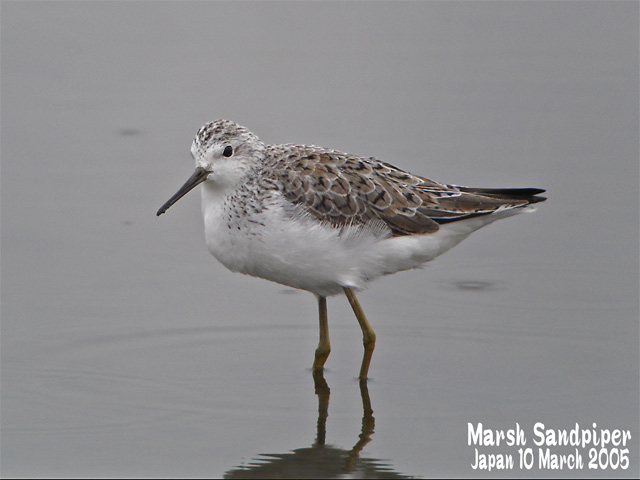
265,145,544,236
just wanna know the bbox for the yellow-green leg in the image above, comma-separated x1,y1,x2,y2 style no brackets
313,296,331,370
343,287,376,379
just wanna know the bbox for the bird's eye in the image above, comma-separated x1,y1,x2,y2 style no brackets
223,145,233,157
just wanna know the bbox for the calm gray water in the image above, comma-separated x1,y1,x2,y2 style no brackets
2,2,638,478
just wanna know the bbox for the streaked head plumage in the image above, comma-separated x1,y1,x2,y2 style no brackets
191,119,265,165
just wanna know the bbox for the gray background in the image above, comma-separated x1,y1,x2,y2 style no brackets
2,1,638,478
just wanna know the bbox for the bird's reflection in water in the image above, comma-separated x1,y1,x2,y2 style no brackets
224,370,412,479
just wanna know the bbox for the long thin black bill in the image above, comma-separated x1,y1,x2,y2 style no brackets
157,167,210,216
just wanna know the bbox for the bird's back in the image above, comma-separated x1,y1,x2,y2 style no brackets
264,143,546,237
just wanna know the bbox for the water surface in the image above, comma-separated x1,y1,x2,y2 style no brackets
2,2,638,478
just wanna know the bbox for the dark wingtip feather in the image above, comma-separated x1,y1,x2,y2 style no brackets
456,186,547,203
526,193,547,204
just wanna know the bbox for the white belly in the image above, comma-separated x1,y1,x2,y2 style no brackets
202,193,385,296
